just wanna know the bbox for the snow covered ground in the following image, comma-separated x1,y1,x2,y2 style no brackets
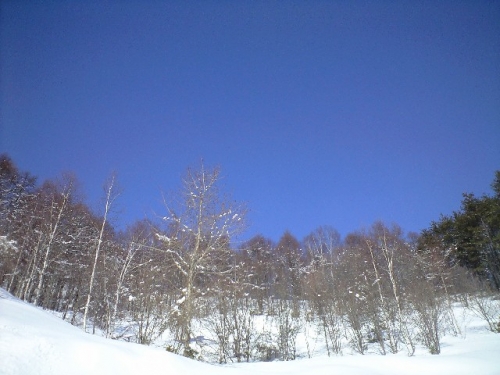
1,288,500,375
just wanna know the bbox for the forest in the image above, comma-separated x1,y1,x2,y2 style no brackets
1,153,499,363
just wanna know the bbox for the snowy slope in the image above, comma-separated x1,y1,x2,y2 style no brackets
0,289,210,375
1,288,500,375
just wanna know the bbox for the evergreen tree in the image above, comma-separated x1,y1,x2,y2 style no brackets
420,171,500,288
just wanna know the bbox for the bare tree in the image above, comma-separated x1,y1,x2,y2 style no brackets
275,231,303,315
32,177,74,306
83,174,119,332
239,235,275,314
373,223,416,356
467,277,500,333
303,226,340,266
157,164,245,355
105,221,152,338
365,238,399,353
303,226,343,356
0,154,37,292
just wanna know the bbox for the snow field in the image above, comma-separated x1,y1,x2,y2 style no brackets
1,288,500,375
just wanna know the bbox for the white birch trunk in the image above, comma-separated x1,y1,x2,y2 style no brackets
380,234,415,356
83,175,116,332
33,189,70,306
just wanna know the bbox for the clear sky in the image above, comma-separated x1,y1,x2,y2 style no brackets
1,1,499,242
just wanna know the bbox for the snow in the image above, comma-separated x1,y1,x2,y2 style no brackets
1,287,500,375
176,296,186,304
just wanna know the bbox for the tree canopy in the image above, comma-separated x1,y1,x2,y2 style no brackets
419,171,500,288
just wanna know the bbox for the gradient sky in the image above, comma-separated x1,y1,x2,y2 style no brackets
1,1,499,242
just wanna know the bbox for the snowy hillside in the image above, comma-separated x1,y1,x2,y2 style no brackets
1,288,500,375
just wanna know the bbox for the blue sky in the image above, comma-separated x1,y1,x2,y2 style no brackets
1,1,499,242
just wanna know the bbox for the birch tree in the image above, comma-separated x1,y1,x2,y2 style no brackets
106,220,153,338
32,178,73,306
373,223,416,356
83,174,119,332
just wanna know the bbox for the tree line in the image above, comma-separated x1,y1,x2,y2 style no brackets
0,153,499,362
